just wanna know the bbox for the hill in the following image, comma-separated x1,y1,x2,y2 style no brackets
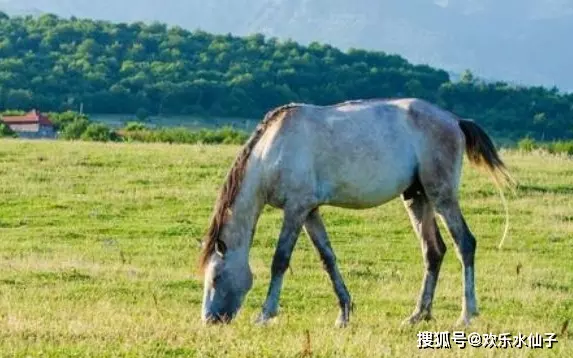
0,13,572,139
1,0,572,90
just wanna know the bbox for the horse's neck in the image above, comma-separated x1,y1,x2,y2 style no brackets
225,165,265,251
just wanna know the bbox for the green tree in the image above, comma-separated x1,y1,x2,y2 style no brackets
135,108,150,121
460,69,475,83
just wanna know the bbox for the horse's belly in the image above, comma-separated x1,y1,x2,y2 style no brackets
320,157,416,209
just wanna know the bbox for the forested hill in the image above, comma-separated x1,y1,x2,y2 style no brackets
2,0,573,90
0,13,572,140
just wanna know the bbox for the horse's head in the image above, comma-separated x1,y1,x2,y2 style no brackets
201,239,253,324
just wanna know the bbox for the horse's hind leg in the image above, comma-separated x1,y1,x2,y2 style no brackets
421,181,479,325
433,197,478,326
304,208,352,328
401,178,447,325
416,126,477,325
421,171,479,326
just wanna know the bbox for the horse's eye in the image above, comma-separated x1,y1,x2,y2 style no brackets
212,274,221,287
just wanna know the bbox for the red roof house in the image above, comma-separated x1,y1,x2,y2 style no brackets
1,110,55,138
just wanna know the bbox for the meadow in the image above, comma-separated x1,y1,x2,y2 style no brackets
0,139,571,357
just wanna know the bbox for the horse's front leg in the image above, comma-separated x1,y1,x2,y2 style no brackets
256,207,309,324
304,208,352,328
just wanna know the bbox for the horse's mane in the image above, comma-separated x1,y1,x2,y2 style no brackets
198,103,299,271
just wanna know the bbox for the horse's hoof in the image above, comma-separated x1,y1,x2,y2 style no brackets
401,316,419,326
254,312,276,326
454,316,471,328
335,317,349,328
254,316,269,326
454,310,479,328
401,312,432,326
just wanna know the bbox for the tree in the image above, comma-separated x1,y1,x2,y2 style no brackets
0,14,571,140
135,108,150,121
460,69,475,83
4,89,33,109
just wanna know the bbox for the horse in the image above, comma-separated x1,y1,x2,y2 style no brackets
199,97,513,327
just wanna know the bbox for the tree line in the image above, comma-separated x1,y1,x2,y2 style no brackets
0,12,572,140
4,109,572,156
0,109,248,144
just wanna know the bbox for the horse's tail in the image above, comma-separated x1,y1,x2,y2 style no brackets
458,119,516,249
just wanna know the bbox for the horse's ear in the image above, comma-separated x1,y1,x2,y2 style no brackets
215,240,227,257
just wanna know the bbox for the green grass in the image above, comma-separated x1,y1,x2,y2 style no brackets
0,139,572,357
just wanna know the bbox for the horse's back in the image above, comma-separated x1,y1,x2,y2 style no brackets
260,100,415,209
257,98,465,210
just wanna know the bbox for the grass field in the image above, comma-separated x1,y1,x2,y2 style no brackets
0,139,572,357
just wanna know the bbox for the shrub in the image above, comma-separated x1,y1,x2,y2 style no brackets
123,121,149,132
547,141,573,156
48,111,88,131
0,121,17,137
80,123,119,142
517,137,573,156
60,118,90,140
118,125,248,145
1,110,25,116
517,137,537,152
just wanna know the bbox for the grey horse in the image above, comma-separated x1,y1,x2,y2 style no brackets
199,98,513,327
